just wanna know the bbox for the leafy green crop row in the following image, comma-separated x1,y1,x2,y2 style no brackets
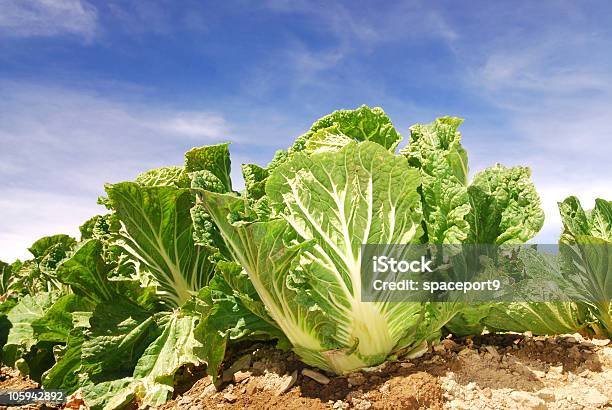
1,106,610,409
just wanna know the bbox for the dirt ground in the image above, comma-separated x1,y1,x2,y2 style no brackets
163,333,612,410
1,333,611,409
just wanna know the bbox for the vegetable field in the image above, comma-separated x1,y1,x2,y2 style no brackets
1,106,610,409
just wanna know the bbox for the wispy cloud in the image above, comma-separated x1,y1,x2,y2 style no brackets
252,1,458,92
0,81,239,195
0,79,315,261
0,81,240,261
0,0,98,40
158,113,229,140
460,15,612,242
0,189,97,261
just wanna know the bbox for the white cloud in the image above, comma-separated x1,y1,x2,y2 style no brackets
0,81,243,261
0,80,313,261
159,112,229,140
464,23,612,245
0,0,98,40
0,189,101,261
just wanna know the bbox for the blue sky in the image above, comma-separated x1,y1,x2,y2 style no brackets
1,0,611,260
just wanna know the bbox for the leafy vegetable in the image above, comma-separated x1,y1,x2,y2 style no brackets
3,105,607,409
200,140,452,374
558,196,612,336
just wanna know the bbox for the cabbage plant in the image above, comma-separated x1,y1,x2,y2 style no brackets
196,106,545,374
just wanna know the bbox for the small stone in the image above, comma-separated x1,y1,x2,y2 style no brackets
537,389,555,402
466,382,477,391
346,390,363,401
524,331,533,338
245,382,261,395
178,396,194,405
229,354,252,371
223,393,237,403
302,368,330,384
433,343,445,353
251,360,267,372
347,372,366,386
202,383,217,396
591,338,610,346
233,370,251,383
351,398,372,410
275,370,298,395
582,388,608,407
565,336,577,344
509,391,546,409
485,345,499,357
332,400,349,409
482,388,492,399
400,362,414,368
571,332,584,342
442,339,459,350
222,354,253,382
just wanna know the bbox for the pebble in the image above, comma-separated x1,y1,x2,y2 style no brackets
485,345,499,358
332,400,349,409
233,370,251,383
591,338,610,346
582,388,608,407
350,398,372,410
178,396,193,405
537,389,555,402
202,383,217,397
222,355,254,382
252,360,267,372
509,390,546,409
245,382,261,395
275,370,298,396
433,343,445,353
302,368,331,384
442,339,459,350
223,392,237,403
229,354,252,373
347,372,366,386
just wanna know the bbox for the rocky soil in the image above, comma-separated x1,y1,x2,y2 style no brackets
163,333,612,410
2,333,611,409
